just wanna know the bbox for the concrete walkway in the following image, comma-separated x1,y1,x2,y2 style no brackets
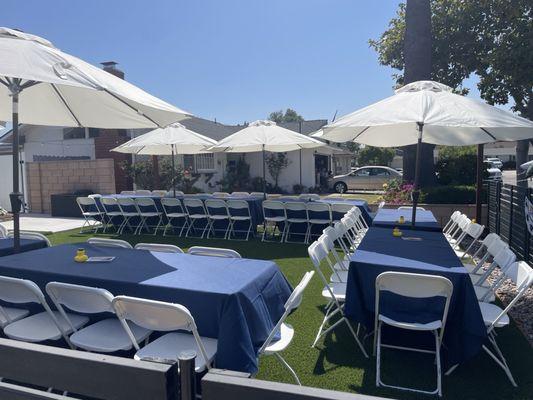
0,213,86,233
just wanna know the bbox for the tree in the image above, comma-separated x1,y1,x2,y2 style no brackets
266,153,291,190
370,0,533,186
268,108,304,123
357,146,395,166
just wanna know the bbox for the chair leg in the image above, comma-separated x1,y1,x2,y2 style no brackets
483,333,518,387
435,331,442,397
274,353,301,386
375,321,382,388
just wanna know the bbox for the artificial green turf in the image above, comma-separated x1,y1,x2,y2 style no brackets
46,229,533,400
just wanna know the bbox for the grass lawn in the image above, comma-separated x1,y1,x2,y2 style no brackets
47,229,533,400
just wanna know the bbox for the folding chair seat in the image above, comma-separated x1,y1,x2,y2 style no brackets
112,296,217,372
257,271,314,385
135,197,163,235
0,276,88,345
46,282,151,353
76,197,103,233
187,246,241,258
374,272,453,397
262,201,287,242
87,237,133,249
227,199,253,241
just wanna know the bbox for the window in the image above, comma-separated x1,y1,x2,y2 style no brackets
183,155,195,171
371,168,390,176
195,153,215,171
63,127,86,140
354,168,370,177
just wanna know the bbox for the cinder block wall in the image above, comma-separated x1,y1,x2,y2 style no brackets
26,159,116,213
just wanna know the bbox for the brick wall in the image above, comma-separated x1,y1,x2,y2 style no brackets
94,130,132,193
26,159,116,213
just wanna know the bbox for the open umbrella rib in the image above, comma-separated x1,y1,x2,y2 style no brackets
352,126,371,141
51,84,82,127
480,127,498,142
103,88,162,128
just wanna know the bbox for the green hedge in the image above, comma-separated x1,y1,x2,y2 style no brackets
422,185,485,204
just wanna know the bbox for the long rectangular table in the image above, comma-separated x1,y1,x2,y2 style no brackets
0,243,293,374
0,238,48,257
372,208,441,231
345,227,487,368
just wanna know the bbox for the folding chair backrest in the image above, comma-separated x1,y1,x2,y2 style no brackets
263,200,286,218
0,275,46,305
46,282,114,314
117,197,137,208
134,243,184,253
398,206,426,211
330,203,355,220
205,199,229,216
285,201,308,219
488,238,509,257
121,191,136,195
77,196,98,210
8,231,51,247
174,190,185,197
250,192,264,197
481,233,500,249
135,190,151,195
213,192,229,198
183,198,206,214
113,296,194,332
466,222,484,239
306,202,331,220
135,197,158,213
308,240,328,267
231,192,250,197
0,224,6,239
227,200,251,217
258,271,315,354
151,190,167,197
493,247,516,269
187,246,241,258
87,237,133,249
100,197,119,211
161,198,185,214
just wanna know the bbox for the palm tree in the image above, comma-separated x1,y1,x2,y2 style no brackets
402,0,436,186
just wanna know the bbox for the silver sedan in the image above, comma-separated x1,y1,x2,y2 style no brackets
328,166,402,193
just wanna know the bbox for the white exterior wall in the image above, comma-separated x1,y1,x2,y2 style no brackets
0,153,26,211
23,126,95,162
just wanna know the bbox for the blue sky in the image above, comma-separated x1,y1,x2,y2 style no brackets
1,0,485,126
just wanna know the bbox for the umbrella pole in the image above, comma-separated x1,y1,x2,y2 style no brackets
411,123,423,227
299,149,302,187
475,144,484,223
262,145,266,199
172,145,176,197
9,81,22,253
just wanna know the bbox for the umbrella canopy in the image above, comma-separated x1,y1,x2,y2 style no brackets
314,81,533,146
0,27,191,252
209,119,324,152
111,123,216,155
0,27,190,128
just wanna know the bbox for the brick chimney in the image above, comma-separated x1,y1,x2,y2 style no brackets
94,61,132,193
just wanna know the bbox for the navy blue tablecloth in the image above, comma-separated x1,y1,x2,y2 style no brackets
0,243,292,374
345,227,486,368
372,208,441,231
0,238,48,257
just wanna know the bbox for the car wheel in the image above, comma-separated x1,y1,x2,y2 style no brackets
334,182,347,194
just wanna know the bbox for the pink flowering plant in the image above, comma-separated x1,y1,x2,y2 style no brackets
381,179,418,205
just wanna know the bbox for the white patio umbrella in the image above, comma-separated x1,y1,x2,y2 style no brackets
111,123,216,195
314,80,533,225
0,27,191,251
208,120,325,196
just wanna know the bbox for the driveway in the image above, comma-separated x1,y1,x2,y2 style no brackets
502,170,533,187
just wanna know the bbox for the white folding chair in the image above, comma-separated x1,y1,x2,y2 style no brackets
0,224,7,238
318,233,348,283
120,190,136,195
86,237,133,249
187,246,241,258
205,199,231,239
463,233,501,269
397,206,426,211
231,192,250,197
330,203,355,223
474,248,516,303
174,190,185,197
447,214,470,244
213,192,230,198
442,210,461,234
307,241,368,357
227,199,253,241
330,223,354,267
0,276,88,346
46,282,151,353
161,198,189,237
475,261,533,387
116,197,140,234
134,243,184,253
250,192,265,197
112,296,217,372
99,197,123,233
134,197,163,235
262,201,287,242
76,197,103,233
151,190,167,197
374,272,453,396
306,202,331,243
299,193,320,201
135,190,152,195
284,202,309,244
7,231,51,247
452,222,484,257
183,198,210,238
258,271,315,385
464,235,507,277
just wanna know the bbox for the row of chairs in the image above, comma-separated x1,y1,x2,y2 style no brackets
262,200,365,244
120,190,267,198
0,236,314,385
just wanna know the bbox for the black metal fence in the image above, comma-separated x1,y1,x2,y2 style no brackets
487,181,533,262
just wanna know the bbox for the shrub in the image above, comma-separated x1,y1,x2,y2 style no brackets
217,158,251,192
435,146,477,185
120,158,196,191
292,184,305,194
422,185,485,204
382,179,415,204
357,146,395,166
